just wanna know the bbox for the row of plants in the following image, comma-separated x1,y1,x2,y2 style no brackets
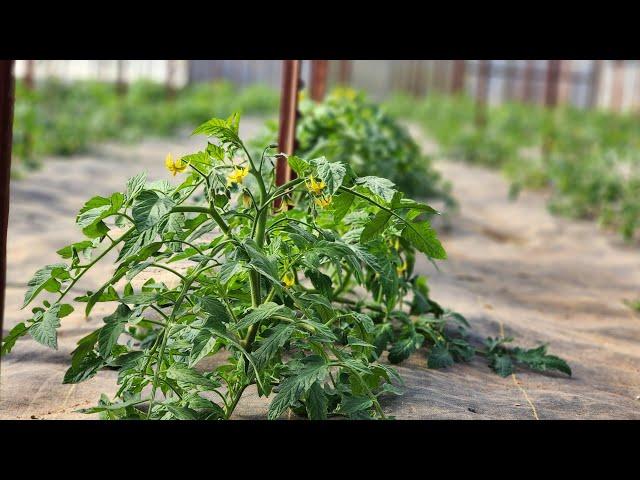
252,88,454,204
2,112,570,420
11,79,280,174
386,92,640,241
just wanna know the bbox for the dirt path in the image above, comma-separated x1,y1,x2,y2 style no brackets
2,120,639,419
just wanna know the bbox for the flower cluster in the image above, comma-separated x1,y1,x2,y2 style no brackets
305,176,332,208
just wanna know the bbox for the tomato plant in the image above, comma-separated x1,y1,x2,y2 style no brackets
2,114,570,420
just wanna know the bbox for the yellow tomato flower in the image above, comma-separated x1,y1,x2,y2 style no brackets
227,167,249,186
332,87,357,101
396,260,408,275
315,197,332,209
165,153,187,176
306,177,326,195
283,272,295,287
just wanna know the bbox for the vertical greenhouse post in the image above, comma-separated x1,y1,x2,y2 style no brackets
0,60,15,357
274,60,302,207
310,60,328,102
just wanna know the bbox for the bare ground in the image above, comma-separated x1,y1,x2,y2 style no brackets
1,120,639,420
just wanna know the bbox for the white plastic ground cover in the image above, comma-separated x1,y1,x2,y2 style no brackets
2,126,639,419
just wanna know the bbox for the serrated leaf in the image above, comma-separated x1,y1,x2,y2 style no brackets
287,155,311,176
77,193,124,237
22,263,68,308
132,190,175,232
234,302,286,331
1,322,28,355
305,381,328,420
98,304,131,358
165,404,199,420
331,191,354,223
126,172,147,204
219,261,246,284
387,334,424,364
268,357,328,420
56,240,93,260
355,176,397,203
311,156,346,195
337,395,373,416
427,344,455,369
360,210,391,243
29,304,62,349
254,324,295,368
491,354,514,377
198,297,230,324
120,292,159,306
166,363,220,390
189,332,218,367
63,351,104,384
401,221,446,260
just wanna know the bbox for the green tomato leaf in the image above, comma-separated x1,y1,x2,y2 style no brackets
1,322,28,355
22,263,68,308
305,381,328,420
401,221,447,260
166,363,220,390
29,304,63,349
311,156,346,195
98,304,132,358
268,356,328,420
355,176,397,203
234,302,286,331
132,190,175,232
427,344,455,369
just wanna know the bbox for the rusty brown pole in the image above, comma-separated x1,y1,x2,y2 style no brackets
450,60,466,94
275,60,302,208
338,60,352,85
0,60,15,355
474,60,492,127
310,60,329,102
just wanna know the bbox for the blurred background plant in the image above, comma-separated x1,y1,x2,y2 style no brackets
252,88,454,206
11,78,280,176
386,90,640,241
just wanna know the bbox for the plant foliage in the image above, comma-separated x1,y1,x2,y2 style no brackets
3,113,570,420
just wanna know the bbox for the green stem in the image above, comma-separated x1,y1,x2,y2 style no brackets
147,258,209,418
150,263,187,282
225,383,249,419
55,227,135,305
172,206,231,237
